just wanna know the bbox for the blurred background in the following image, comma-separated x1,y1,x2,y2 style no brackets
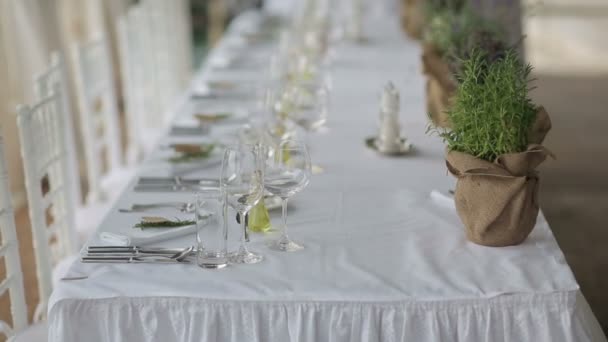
0,0,606,334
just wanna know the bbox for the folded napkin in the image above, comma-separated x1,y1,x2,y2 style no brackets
99,219,197,246
99,228,195,246
430,190,456,211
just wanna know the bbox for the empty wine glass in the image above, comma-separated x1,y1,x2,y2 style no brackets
286,77,330,132
264,139,311,251
220,144,265,264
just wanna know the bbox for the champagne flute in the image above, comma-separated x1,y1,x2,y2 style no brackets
221,145,265,264
264,139,311,252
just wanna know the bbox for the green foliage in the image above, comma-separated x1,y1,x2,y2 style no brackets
424,0,467,17
440,49,537,161
134,219,196,229
168,144,215,163
424,6,493,54
446,27,507,77
424,4,507,77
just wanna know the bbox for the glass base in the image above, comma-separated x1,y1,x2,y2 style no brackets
198,262,228,269
228,250,263,264
268,237,304,252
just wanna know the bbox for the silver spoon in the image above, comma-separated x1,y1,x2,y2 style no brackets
171,246,195,262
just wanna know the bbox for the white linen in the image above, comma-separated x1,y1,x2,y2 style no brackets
47,10,606,342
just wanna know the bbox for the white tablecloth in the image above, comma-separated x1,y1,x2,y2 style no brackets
48,10,606,342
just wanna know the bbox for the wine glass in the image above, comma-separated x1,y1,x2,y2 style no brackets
283,75,329,175
286,77,330,132
220,144,265,264
264,139,311,251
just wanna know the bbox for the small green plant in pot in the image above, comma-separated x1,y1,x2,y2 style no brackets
441,48,552,247
422,6,505,128
401,0,425,39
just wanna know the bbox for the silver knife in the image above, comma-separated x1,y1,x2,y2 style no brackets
87,246,194,254
137,177,219,185
133,184,218,192
81,256,191,264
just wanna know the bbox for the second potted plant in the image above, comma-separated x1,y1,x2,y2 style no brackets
422,6,505,128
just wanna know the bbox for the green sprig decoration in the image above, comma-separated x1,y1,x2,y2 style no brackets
168,144,215,163
439,48,537,161
134,219,196,229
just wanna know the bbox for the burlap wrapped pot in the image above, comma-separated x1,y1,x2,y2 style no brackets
422,46,456,128
528,106,552,144
401,0,424,39
446,144,553,247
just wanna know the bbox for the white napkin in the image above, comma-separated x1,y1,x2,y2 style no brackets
430,190,456,211
99,224,197,246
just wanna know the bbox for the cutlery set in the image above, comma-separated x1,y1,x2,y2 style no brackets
82,245,196,264
132,176,220,193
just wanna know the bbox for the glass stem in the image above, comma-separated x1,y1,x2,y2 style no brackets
240,211,249,253
281,198,289,241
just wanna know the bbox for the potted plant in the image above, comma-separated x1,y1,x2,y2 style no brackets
400,0,424,39
422,6,505,127
440,49,552,247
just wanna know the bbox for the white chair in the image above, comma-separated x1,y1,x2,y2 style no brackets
16,89,80,324
72,36,134,208
37,51,110,243
136,0,191,113
116,11,157,162
116,1,193,157
0,134,44,341
34,52,82,210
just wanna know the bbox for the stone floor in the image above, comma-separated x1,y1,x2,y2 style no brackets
1,73,607,337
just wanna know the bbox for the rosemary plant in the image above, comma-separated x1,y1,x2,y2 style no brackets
440,49,537,161
168,144,215,163
134,218,196,229
424,3,506,77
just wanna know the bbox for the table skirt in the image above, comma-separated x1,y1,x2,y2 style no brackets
49,291,605,342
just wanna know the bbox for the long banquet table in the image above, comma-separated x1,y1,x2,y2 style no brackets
48,10,607,342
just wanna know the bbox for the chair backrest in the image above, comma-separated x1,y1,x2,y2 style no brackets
16,90,78,321
116,13,146,164
34,51,82,209
146,0,192,106
72,36,122,204
0,134,28,338
116,1,192,159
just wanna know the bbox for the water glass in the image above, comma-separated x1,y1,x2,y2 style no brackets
221,144,265,264
195,190,228,269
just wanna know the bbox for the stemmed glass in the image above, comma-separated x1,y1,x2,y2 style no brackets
282,75,329,174
220,144,265,264
286,76,330,132
264,139,311,251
